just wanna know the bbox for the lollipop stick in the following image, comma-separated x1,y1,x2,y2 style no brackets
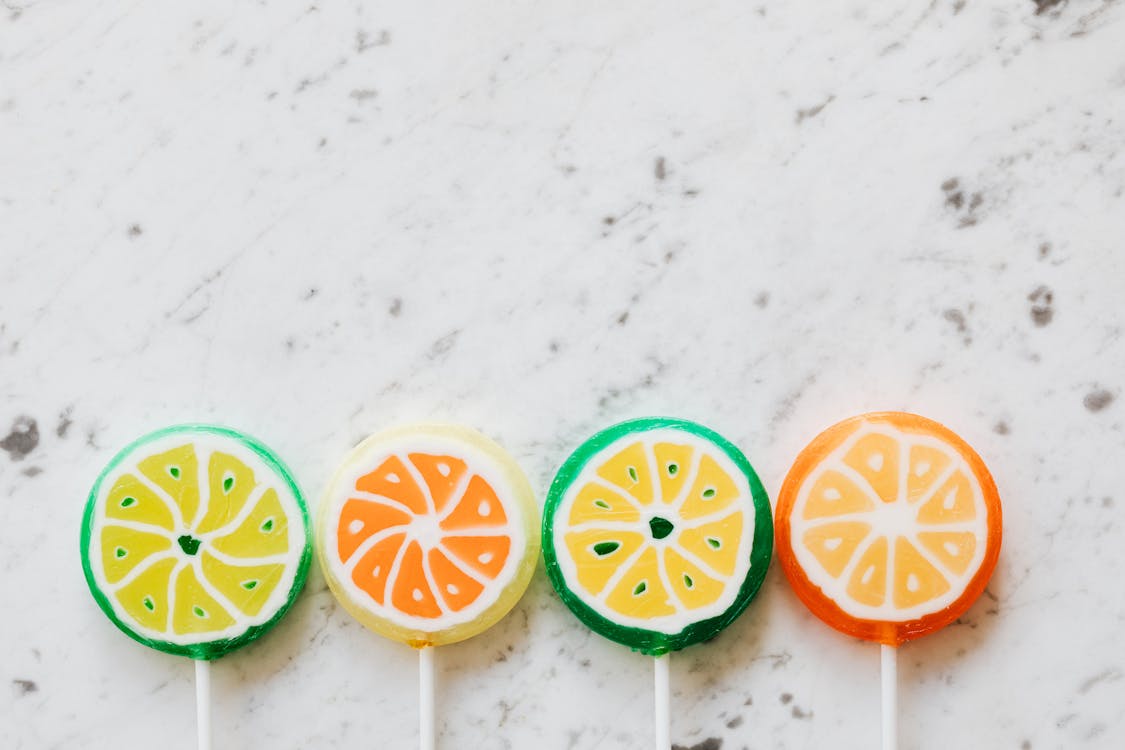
881,644,897,750
419,646,435,750
654,653,670,750
195,659,212,750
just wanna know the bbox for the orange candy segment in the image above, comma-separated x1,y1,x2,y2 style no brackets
337,499,411,562
775,412,1002,645
355,456,429,515
350,532,407,605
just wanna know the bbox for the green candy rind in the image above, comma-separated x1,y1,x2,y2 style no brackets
80,424,311,661
542,417,772,656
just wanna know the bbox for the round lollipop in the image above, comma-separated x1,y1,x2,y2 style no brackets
81,424,312,750
775,412,1002,750
317,423,539,750
543,417,772,749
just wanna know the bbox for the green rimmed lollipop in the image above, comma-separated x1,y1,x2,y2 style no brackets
80,424,311,660
543,417,772,655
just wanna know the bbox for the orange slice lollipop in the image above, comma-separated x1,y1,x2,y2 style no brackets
775,412,1001,645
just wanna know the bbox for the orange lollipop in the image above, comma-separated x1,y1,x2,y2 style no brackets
775,412,1001,748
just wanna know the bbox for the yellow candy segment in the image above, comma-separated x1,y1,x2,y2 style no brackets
566,483,640,526
137,444,201,526
843,432,900,503
801,470,875,520
892,538,951,609
101,525,172,584
917,470,977,524
563,529,645,596
595,441,654,505
172,565,236,635
917,531,977,576
663,548,725,610
906,444,952,502
801,521,871,578
846,537,888,607
679,454,740,520
604,547,675,617
652,442,694,504
105,474,176,531
200,551,285,617
195,451,258,534
212,488,289,558
115,557,178,631
678,512,744,576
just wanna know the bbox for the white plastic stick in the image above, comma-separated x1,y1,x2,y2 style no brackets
654,653,670,750
195,659,212,750
881,644,897,750
420,646,435,750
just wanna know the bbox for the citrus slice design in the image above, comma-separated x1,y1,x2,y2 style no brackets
775,412,1002,645
543,418,772,655
317,424,539,647
80,425,311,659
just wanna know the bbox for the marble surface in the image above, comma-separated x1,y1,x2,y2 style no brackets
2,0,1124,748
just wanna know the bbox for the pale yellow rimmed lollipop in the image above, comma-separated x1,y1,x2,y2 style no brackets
317,423,539,749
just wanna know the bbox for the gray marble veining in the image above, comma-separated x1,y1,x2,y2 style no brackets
2,0,1124,748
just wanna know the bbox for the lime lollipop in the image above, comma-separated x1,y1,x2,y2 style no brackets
543,417,772,747
81,424,311,747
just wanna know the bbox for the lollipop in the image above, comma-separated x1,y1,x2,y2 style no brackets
543,418,772,749
775,412,1002,749
81,424,312,750
317,423,539,750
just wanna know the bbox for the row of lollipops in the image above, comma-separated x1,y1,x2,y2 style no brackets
80,413,1002,750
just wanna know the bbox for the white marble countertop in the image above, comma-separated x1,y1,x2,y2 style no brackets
2,1,1124,748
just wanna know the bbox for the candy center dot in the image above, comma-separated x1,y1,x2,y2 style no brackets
648,516,674,540
177,534,201,556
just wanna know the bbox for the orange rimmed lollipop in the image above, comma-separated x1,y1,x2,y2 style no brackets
776,412,1002,749
776,412,1001,645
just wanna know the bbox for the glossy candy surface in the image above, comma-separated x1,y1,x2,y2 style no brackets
317,424,539,647
81,424,311,659
775,412,1002,645
543,418,772,655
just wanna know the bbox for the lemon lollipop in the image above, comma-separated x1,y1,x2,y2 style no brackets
543,418,772,748
317,424,539,749
775,412,1002,750
81,424,311,749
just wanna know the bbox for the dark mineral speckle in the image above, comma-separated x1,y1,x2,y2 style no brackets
1028,286,1054,326
672,739,721,750
1033,0,1065,15
12,679,37,695
1083,389,1114,413
0,416,39,461
56,407,73,438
